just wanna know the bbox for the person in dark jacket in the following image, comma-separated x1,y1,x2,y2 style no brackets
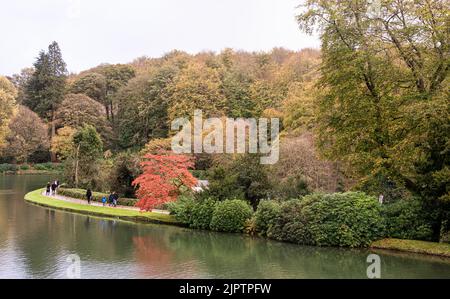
51,182,57,196
86,189,92,205
46,182,51,196
108,192,115,207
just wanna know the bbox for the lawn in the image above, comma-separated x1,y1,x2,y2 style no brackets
371,238,450,258
24,189,180,225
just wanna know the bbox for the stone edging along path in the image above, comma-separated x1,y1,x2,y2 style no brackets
24,188,183,226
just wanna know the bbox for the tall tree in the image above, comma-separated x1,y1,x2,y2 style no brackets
24,41,67,161
0,76,17,148
298,0,449,239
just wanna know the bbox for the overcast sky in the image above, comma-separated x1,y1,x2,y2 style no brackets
0,0,320,76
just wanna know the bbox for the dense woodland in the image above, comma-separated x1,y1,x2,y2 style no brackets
0,0,448,242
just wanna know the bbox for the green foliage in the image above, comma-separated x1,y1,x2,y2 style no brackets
166,196,196,225
33,162,64,172
254,200,281,236
382,199,434,241
0,164,18,173
24,42,67,120
190,198,217,230
210,200,254,233
108,152,141,198
207,154,271,209
268,192,385,247
58,188,137,206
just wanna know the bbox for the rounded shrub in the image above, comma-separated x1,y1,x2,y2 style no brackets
210,200,254,233
254,200,281,236
190,198,217,230
300,192,385,247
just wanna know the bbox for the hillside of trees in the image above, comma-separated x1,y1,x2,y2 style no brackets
0,0,448,242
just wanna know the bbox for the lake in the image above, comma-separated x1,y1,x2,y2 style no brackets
0,174,449,278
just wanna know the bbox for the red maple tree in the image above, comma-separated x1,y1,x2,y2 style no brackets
132,153,197,211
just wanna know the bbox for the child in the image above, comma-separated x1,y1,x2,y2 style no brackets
102,196,107,206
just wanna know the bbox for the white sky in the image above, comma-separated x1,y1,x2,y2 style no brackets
0,0,320,76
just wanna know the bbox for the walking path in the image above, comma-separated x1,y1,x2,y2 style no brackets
42,191,170,214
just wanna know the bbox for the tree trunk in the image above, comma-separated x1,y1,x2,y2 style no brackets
50,109,57,162
75,144,80,188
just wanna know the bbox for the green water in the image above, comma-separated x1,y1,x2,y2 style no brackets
0,174,449,278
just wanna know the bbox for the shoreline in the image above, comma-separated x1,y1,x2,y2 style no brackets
24,189,183,227
24,188,450,258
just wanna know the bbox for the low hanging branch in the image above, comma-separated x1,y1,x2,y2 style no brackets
132,153,197,211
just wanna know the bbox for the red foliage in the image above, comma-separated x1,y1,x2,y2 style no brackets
132,153,197,211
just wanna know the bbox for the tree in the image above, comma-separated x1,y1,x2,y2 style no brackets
298,0,449,240
132,153,197,211
0,76,17,148
68,125,103,189
51,126,76,161
24,41,67,161
108,152,141,198
116,67,175,149
2,106,49,163
70,72,107,112
167,61,226,121
55,93,113,148
10,67,34,104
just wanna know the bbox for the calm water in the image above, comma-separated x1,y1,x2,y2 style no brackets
0,175,449,279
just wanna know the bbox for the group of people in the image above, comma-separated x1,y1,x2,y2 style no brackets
45,180,60,196
85,189,119,207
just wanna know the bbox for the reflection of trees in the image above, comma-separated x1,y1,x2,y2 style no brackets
132,235,177,278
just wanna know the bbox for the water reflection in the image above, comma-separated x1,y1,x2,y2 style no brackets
0,175,449,278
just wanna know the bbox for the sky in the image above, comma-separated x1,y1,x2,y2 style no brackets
0,0,320,76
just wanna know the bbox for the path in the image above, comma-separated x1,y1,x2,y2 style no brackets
41,191,170,214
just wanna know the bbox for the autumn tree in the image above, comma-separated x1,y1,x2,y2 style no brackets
51,126,76,161
70,72,107,112
0,76,17,148
55,93,113,148
132,153,197,211
2,106,49,163
298,0,449,239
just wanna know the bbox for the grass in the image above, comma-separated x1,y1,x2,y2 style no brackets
371,238,450,258
24,189,181,226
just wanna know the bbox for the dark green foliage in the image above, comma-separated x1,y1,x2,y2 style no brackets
210,200,254,233
24,42,67,120
108,152,141,198
0,164,18,173
382,199,434,241
268,192,385,247
254,200,281,236
58,188,137,206
207,155,271,209
166,196,196,225
167,196,217,230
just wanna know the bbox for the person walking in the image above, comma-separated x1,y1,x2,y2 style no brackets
108,192,115,207
45,182,51,196
51,182,57,196
101,196,107,206
112,192,118,207
86,188,92,205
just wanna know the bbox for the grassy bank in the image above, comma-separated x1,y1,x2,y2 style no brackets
371,238,450,258
0,163,64,175
24,189,181,226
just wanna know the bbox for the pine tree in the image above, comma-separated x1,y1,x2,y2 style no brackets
24,41,67,161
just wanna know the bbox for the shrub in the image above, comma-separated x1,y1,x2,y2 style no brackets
166,196,196,225
267,199,312,244
0,164,18,173
167,196,217,229
190,198,217,229
58,188,137,206
268,192,385,247
254,200,281,236
20,164,30,171
210,200,254,233
382,198,434,241
33,163,64,172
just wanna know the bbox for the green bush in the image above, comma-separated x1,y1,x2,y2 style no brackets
382,198,434,241
58,188,137,206
190,198,217,229
33,163,64,172
167,197,217,229
0,164,18,173
267,199,312,244
254,200,281,236
20,164,30,171
210,200,254,233
166,196,196,225
268,192,385,247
